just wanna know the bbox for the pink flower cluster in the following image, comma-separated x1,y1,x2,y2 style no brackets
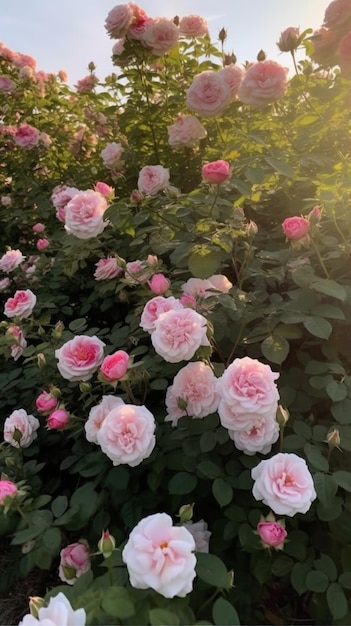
217,356,280,456
140,295,210,363
306,0,351,74
84,395,156,466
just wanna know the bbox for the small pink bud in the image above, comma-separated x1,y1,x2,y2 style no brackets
148,273,170,295
100,350,129,382
130,190,143,203
36,238,49,251
94,181,115,200
32,223,45,233
257,520,287,550
98,529,116,558
47,408,69,430
36,390,58,414
307,205,322,225
179,293,197,308
277,27,300,53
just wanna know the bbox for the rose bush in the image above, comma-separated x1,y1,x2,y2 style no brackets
1,1,351,624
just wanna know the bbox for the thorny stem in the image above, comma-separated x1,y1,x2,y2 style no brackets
310,237,330,279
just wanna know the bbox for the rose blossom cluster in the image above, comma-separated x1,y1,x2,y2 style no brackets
84,395,156,467
140,294,210,363
181,274,233,301
304,0,351,74
122,512,196,598
217,356,280,456
51,184,79,222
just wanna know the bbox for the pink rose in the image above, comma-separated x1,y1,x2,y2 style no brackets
257,520,287,550
47,408,70,430
122,512,196,597
125,259,154,284
140,296,183,332
100,350,129,382
64,190,108,239
51,185,80,222
36,238,49,251
148,273,170,295
179,293,197,308
208,274,233,293
179,15,208,38
181,277,214,300
13,123,40,149
202,160,230,184
101,142,124,169
4,408,40,448
94,181,114,199
238,60,288,107
182,519,211,553
94,257,122,281
282,216,310,241
137,165,170,195
85,395,125,444
217,357,279,430
165,361,219,425
0,75,16,93
186,70,231,118
75,74,99,93
0,249,25,273
251,452,317,516
127,4,151,39
151,308,210,363
105,3,135,38
0,277,10,291
32,222,45,233
324,0,351,34
217,65,244,98
14,53,37,70
1,195,12,207
4,289,36,320
0,480,17,505
59,542,91,585
228,415,279,456
168,114,207,149
141,18,179,56
55,335,106,381
6,325,27,361
309,28,339,66
97,403,156,466
277,27,300,52
18,593,86,625
36,390,59,414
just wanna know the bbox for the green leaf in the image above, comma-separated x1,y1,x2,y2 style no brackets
314,472,338,507
303,316,332,339
42,527,62,553
306,570,329,592
196,552,231,589
264,156,294,178
149,609,180,626
271,555,293,576
311,279,346,302
326,380,347,401
212,598,240,625
200,432,217,452
331,398,351,424
188,247,222,279
101,587,135,619
197,461,222,479
327,582,348,619
304,443,329,471
168,472,197,494
212,478,233,507
333,470,351,492
261,335,289,365
314,554,338,582
291,562,311,595
339,572,351,589
51,495,68,518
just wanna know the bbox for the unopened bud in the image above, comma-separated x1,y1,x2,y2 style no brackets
29,596,46,618
37,326,45,337
173,15,180,26
227,570,235,588
245,220,258,238
276,405,290,429
13,427,23,444
177,397,188,411
224,53,237,66
62,565,77,581
37,352,46,369
325,428,341,450
79,382,92,393
88,61,96,71
307,205,322,225
257,49,266,61
98,529,116,558
52,321,64,339
218,28,227,43
178,503,194,523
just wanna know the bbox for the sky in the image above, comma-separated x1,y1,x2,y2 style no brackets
1,0,332,85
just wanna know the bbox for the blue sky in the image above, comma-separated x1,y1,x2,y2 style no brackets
1,0,331,84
